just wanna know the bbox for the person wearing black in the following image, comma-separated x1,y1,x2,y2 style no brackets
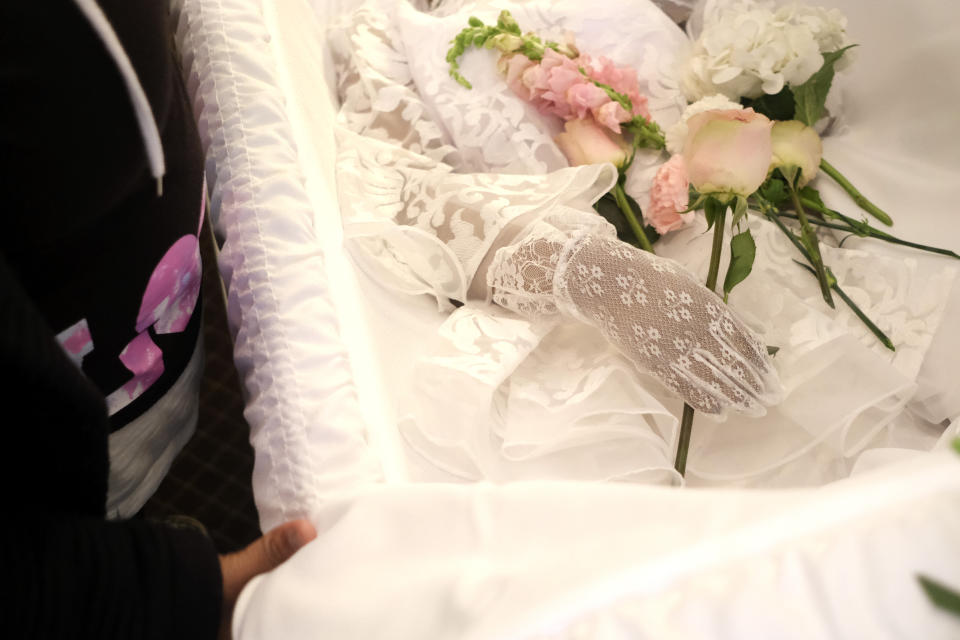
0,1,315,637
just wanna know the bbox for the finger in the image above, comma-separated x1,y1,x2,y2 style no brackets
256,518,318,568
221,518,317,605
673,352,763,417
715,319,784,406
707,314,774,399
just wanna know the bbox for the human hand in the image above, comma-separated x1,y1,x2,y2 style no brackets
218,518,317,640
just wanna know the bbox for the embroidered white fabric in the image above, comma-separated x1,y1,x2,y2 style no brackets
488,218,782,416
328,0,958,487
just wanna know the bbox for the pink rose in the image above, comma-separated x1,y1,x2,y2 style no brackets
647,155,693,234
555,118,629,168
682,108,773,199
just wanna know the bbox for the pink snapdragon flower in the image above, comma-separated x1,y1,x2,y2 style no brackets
502,53,536,101
584,55,651,122
499,47,650,135
647,155,693,234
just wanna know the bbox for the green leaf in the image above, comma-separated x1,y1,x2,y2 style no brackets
621,190,661,245
594,193,626,234
759,177,789,206
723,229,757,299
741,86,796,121
731,195,749,228
593,192,660,248
643,224,662,246
777,165,800,189
684,193,708,214
468,16,483,27
953,438,960,455
799,185,826,211
704,197,726,231
918,575,960,618
793,45,856,126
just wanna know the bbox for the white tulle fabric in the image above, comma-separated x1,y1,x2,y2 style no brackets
328,0,958,487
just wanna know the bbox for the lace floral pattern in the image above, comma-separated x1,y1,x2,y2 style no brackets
401,0,689,175
331,3,617,305
490,217,781,416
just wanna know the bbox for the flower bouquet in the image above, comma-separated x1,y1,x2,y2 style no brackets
447,2,958,474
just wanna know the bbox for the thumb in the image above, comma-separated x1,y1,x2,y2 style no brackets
220,518,317,607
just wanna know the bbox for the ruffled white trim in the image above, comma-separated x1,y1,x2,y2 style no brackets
173,0,382,530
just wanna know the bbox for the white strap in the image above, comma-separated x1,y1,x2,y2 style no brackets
72,0,166,195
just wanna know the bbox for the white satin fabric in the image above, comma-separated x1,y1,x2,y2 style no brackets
234,450,960,640
171,0,960,636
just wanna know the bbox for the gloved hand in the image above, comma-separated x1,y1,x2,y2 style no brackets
488,220,782,416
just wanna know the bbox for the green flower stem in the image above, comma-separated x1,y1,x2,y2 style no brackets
674,201,726,477
789,185,835,308
582,69,665,151
794,262,895,351
628,123,665,150
674,403,696,476
819,158,893,227
448,12,579,89
766,211,894,351
613,183,654,253
778,212,960,259
765,209,816,262
705,204,727,293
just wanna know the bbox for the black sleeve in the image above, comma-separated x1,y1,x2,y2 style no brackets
5,516,223,640
0,256,223,639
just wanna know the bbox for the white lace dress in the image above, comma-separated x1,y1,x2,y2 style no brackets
329,0,959,487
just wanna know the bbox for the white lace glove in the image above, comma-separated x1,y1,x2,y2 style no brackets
488,221,783,416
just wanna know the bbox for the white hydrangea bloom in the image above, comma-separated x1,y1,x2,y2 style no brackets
665,94,744,154
775,3,847,52
681,0,849,102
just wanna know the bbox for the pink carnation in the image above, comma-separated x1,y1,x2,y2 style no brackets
647,155,693,234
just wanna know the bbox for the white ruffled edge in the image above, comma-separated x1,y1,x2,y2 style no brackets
173,0,382,530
